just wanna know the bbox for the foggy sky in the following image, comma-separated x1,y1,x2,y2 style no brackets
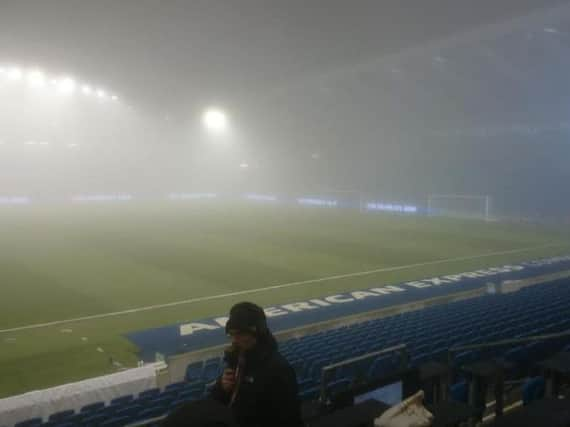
1,1,570,218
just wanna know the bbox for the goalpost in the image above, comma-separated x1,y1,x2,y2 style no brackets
427,194,492,221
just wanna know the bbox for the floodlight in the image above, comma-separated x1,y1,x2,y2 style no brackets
110,94,118,101
7,67,22,81
27,70,46,88
96,89,107,99
58,77,76,94
239,163,249,169
82,85,92,95
202,108,229,134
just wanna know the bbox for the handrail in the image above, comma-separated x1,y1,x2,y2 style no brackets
449,329,570,354
319,343,408,402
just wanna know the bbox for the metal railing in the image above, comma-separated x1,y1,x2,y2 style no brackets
446,329,570,426
319,343,408,402
447,329,570,366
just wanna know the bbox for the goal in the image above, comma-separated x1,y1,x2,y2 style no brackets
427,194,492,221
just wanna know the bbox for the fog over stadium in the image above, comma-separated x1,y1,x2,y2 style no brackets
1,0,570,219
2,0,570,416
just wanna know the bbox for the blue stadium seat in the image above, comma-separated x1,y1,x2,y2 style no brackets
47,409,75,423
327,378,351,397
81,413,108,427
185,361,203,382
80,401,105,414
138,388,160,400
165,381,186,393
449,381,468,403
148,395,174,408
100,415,132,427
453,350,481,369
136,406,168,421
110,394,133,406
367,355,399,380
502,346,530,376
522,377,546,406
113,404,143,419
202,361,222,382
14,419,42,427
169,398,186,409
178,387,203,402
299,386,320,401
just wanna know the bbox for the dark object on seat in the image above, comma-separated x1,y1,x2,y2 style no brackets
162,399,237,427
309,399,390,427
522,377,545,406
427,401,478,427
488,397,570,427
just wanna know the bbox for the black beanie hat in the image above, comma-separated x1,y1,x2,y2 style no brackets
225,302,267,336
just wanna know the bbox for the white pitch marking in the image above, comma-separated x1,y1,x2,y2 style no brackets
0,243,566,334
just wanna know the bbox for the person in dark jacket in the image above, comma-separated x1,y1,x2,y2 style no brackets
210,302,304,427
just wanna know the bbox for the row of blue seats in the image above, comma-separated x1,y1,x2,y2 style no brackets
281,280,570,397
182,279,570,399
14,380,209,427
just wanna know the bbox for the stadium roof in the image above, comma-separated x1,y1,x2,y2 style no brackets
257,1,570,134
0,0,567,116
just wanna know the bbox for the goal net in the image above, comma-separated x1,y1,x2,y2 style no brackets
427,194,492,221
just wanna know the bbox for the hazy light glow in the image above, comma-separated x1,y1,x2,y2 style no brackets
239,162,249,169
0,196,31,205
0,64,121,102
7,67,23,81
58,77,76,94
202,108,229,135
297,197,338,207
72,194,133,202
366,202,418,213
245,194,278,202
167,193,217,200
27,70,46,88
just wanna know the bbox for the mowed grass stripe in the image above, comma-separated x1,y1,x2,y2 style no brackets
0,242,563,334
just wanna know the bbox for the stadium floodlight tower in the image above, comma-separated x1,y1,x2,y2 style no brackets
427,194,492,221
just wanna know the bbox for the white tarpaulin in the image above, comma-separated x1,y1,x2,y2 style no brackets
0,363,161,427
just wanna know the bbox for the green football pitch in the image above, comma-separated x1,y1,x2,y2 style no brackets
0,202,568,398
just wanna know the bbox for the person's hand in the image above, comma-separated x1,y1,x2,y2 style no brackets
221,368,236,393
